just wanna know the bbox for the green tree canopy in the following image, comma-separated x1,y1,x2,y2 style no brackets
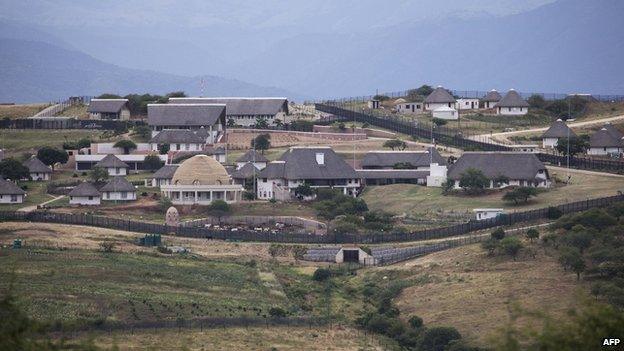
0,158,30,180
250,134,271,154
556,136,589,156
207,199,232,223
143,155,163,171
36,147,68,171
113,140,137,154
89,166,109,183
383,139,407,150
458,168,489,194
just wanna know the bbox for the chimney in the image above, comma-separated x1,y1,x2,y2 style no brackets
315,152,325,165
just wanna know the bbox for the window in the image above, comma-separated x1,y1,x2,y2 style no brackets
263,178,267,182
11,195,17,202
508,108,512,112
121,192,127,199
115,167,120,174
106,193,110,199
88,196,93,200
185,144,189,150
176,144,180,150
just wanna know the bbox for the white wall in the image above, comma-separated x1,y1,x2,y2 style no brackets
456,99,479,110
106,167,127,176
543,138,558,148
69,196,100,205
102,191,137,201
29,172,51,181
94,143,151,154
0,194,24,204
475,211,503,221
432,109,458,120
588,147,622,156
426,164,447,187
425,102,454,111
497,107,528,116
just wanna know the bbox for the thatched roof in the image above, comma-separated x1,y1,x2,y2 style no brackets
0,178,26,195
171,155,231,185
542,119,576,138
68,182,101,197
496,89,529,108
448,152,547,180
95,154,129,169
88,99,128,113
425,87,455,104
99,177,136,192
23,156,52,173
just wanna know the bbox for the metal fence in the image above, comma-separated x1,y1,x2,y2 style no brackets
1,194,621,244
0,118,145,131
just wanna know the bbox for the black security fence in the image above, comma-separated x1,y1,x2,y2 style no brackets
1,194,622,244
537,153,624,173
0,118,145,131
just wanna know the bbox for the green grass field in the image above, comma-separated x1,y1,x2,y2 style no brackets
0,180,54,211
0,130,108,157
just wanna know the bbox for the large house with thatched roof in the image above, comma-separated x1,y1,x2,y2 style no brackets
257,147,360,200
424,86,456,111
147,104,226,144
100,177,137,201
68,182,101,205
496,89,529,116
88,99,130,120
481,90,502,109
168,97,289,127
160,155,243,205
22,156,52,181
448,152,550,189
0,178,26,204
357,148,448,186
541,119,576,148
588,124,624,156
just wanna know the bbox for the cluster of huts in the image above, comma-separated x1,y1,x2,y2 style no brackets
541,119,624,157
377,86,530,119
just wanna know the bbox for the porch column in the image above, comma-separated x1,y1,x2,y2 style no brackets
194,191,198,203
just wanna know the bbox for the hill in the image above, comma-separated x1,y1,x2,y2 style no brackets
0,38,297,103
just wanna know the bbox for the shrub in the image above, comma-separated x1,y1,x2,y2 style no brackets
491,228,505,240
500,236,523,259
458,168,489,195
418,326,462,351
268,307,287,318
408,315,423,329
99,242,115,253
526,228,540,241
156,246,172,254
312,268,331,282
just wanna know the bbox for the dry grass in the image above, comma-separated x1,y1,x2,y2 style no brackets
80,326,381,350
0,103,49,119
393,243,587,346
56,104,89,119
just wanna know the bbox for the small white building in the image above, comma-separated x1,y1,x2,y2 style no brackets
481,90,502,109
95,154,130,176
541,119,575,148
68,182,101,206
397,102,424,114
588,124,624,156
432,106,458,120
367,100,380,109
424,86,456,111
426,163,448,187
455,98,479,110
0,178,26,204
87,99,131,120
22,156,52,181
100,177,137,201
496,89,529,116
473,208,504,221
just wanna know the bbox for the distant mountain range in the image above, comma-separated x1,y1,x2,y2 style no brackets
0,38,296,103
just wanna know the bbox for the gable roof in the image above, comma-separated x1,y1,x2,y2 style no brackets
236,150,269,163
169,97,288,116
147,104,226,127
448,152,547,180
149,129,206,144
99,176,136,192
542,119,576,138
258,147,357,180
590,124,624,148
22,156,52,173
361,148,446,168
357,169,429,180
87,99,128,113
496,89,529,107
153,165,178,179
230,162,260,179
0,178,26,195
95,154,129,169
482,90,502,102
424,87,456,104
68,182,101,197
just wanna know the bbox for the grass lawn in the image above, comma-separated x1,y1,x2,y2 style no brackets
362,168,624,221
393,242,587,347
0,130,107,157
0,180,54,211
0,103,50,119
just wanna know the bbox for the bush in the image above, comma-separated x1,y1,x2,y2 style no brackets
268,307,287,318
156,246,173,254
500,236,523,259
408,315,423,329
418,326,462,351
491,228,505,240
526,228,540,241
312,268,331,282
99,242,115,253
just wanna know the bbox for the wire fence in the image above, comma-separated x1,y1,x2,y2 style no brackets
0,118,145,131
1,194,621,244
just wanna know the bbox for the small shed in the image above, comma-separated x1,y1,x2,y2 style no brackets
456,98,479,110
87,99,130,120
473,208,504,221
432,106,458,120
68,182,101,205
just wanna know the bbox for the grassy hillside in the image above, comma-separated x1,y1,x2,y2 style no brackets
0,103,49,118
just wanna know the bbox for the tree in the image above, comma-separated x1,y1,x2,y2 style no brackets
491,228,506,240
526,228,539,242
268,307,287,318
493,174,510,187
89,166,109,183
408,315,423,329
0,158,29,180
166,91,186,98
564,228,593,253
556,136,588,156
570,254,586,280
432,118,447,126
158,197,173,213
418,326,462,351
227,117,236,127
294,183,314,200
383,139,407,150
500,236,523,260
503,187,539,204
482,238,499,256
527,94,547,109
207,199,231,223
458,168,489,194
98,93,122,99
547,206,563,219
133,125,152,140
274,118,283,129
250,134,271,154
113,140,137,154
143,155,163,171
36,147,68,171
312,268,331,281
157,143,170,154
255,116,269,129
289,120,314,132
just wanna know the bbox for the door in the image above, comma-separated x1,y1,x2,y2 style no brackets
343,249,359,263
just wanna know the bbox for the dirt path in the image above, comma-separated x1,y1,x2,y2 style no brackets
17,195,64,213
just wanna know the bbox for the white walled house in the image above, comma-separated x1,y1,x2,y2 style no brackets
235,150,268,170
148,104,226,144
0,178,26,204
481,90,502,109
100,177,137,201
473,209,504,221
87,99,130,120
424,86,456,111
22,156,52,181
68,182,101,206
151,165,178,187
149,130,206,152
496,89,529,116
432,106,458,120
168,97,289,127
95,154,129,176
396,102,423,114
357,148,447,187
257,147,360,200
588,124,624,156
455,98,479,110
541,119,575,148
90,142,152,155
75,154,168,172
448,152,551,189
